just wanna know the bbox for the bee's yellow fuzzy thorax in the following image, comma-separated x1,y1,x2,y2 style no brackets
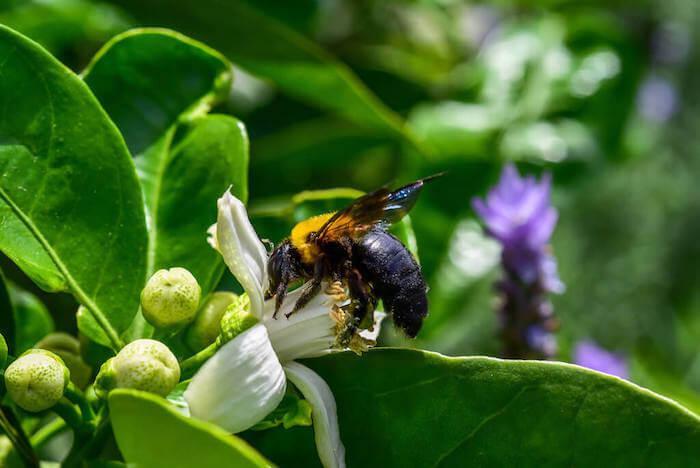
290,212,336,264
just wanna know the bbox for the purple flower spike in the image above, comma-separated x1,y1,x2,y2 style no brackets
574,340,628,379
472,164,563,292
472,164,564,360
472,165,556,249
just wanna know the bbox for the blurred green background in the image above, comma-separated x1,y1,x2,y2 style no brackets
1,0,699,412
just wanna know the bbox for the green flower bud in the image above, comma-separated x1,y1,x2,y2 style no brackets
36,333,92,389
95,339,179,398
4,349,69,412
185,292,238,351
217,294,259,345
141,268,201,330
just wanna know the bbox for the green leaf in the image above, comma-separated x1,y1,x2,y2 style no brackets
142,115,248,292
105,1,423,152
0,25,147,350
83,30,248,297
109,389,273,468
7,283,54,354
82,28,232,156
244,349,700,467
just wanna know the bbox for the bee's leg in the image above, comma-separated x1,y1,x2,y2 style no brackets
273,282,288,319
335,269,376,349
347,268,375,326
286,261,324,318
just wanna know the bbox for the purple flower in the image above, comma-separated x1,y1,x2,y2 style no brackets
472,164,564,360
574,340,628,379
472,164,557,250
472,164,564,293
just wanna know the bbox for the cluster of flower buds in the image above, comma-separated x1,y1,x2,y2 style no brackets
473,164,564,359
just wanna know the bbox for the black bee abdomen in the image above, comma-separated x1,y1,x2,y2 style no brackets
352,229,428,337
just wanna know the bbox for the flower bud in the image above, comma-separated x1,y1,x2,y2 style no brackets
141,268,201,330
4,350,69,412
95,339,179,398
185,292,238,351
36,333,92,389
217,294,259,345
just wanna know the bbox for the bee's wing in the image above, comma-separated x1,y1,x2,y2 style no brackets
313,174,442,243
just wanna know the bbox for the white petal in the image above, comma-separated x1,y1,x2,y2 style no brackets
216,191,269,318
263,282,344,362
184,323,286,433
283,362,345,468
359,311,386,342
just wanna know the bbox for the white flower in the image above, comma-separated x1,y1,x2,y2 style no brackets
185,191,382,468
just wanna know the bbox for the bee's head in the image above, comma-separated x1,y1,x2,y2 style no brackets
266,239,302,297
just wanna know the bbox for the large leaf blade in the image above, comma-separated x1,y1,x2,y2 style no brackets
244,349,700,467
83,29,248,297
109,389,272,467
0,25,147,349
106,0,422,151
148,114,248,294
83,28,232,156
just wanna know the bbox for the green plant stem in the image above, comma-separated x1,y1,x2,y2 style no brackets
180,342,218,379
152,327,178,343
52,399,84,431
62,407,110,467
84,407,112,459
64,383,95,423
0,405,39,467
29,417,68,450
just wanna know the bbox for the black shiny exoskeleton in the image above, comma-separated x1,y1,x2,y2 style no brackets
352,229,428,337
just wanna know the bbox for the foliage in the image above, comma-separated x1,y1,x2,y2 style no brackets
0,0,698,466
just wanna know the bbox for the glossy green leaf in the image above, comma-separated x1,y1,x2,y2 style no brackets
83,28,232,156
244,349,700,467
7,283,54,354
0,25,147,350
142,115,248,291
109,389,273,468
106,0,423,151
84,30,248,298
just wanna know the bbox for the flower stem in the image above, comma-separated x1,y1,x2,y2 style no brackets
64,382,95,423
52,399,84,431
30,418,68,450
180,342,218,379
61,407,111,466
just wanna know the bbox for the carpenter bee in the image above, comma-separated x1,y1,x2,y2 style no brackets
266,175,441,346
